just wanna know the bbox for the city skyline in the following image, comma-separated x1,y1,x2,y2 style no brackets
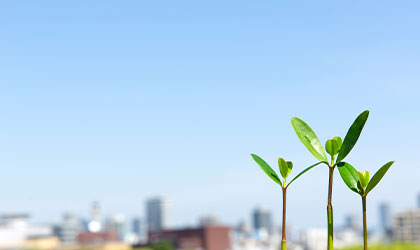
1,1,420,232
4,192,420,234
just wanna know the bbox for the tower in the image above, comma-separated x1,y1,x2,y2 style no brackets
379,202,391,233
146,197,169,232
252,206,273,237
88,201,102,233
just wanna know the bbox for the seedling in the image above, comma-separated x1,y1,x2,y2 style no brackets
338,161,394,250
291,110,369,250
251,154,321,250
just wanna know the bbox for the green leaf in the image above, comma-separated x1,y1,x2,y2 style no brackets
325,140,333,156
333,136,342,151
251,154,282,186
337,162,361,194
325,139,339,156
357,171,370,189
291,117,328,162
286,162,322,188
278,158,289,179
365,161,394,195
336,110,369,163
287,161,293,176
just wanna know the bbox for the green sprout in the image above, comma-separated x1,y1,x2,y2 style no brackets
291,110,369,250
251,154,321,250
338,161,395,250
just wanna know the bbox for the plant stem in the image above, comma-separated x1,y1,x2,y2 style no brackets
362,196,368,250
282,187,287,250
327,166,334,250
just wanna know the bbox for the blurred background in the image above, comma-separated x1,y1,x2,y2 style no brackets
1,1,420,249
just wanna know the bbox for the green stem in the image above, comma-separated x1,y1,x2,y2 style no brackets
327,167,334,250
362,196,367,250
327,208,333,250
282,187,287,250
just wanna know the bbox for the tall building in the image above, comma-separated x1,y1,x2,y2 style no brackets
252,207,272,237
88,201,102,233
393,210,420,243
132,218,141,236
379,203,391,233
146,197,169,232
56,213,83,245
132,217,147,243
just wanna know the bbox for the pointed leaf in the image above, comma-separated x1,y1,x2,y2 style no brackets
337,162,362,194
278,158,289,179
286,162,322,188
291,117,328,162
365,161,394,195
336,110,369,163
251,154,282,186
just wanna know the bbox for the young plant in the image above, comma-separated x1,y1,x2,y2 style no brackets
338,161,394,250
291,110,369,250
251,154,321,250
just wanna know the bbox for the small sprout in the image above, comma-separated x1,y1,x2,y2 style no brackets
251,154,321,250
338,161,395,250
278,158,290,179
357,171,370,189
325,139,339,157
291,110,370,250
338,161,394,197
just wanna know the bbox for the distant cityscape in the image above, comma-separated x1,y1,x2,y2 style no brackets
0,194,419,250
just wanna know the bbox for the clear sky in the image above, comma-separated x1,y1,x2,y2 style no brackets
0,1,420,231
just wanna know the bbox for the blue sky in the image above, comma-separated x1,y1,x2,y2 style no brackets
0,1,420,231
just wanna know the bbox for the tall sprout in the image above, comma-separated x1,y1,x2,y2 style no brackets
338,161,394,250
291,110,369,250
251,154,321,250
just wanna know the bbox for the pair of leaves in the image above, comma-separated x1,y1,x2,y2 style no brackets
325,137,342,157
337,161,394,196
278,158,293,179
251,154,321,189
291,110,369,164
357,171,370,189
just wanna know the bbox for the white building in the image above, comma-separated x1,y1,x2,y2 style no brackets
56,213,83,245
393,209,420,243
299,228,328,250
0,214,53,248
